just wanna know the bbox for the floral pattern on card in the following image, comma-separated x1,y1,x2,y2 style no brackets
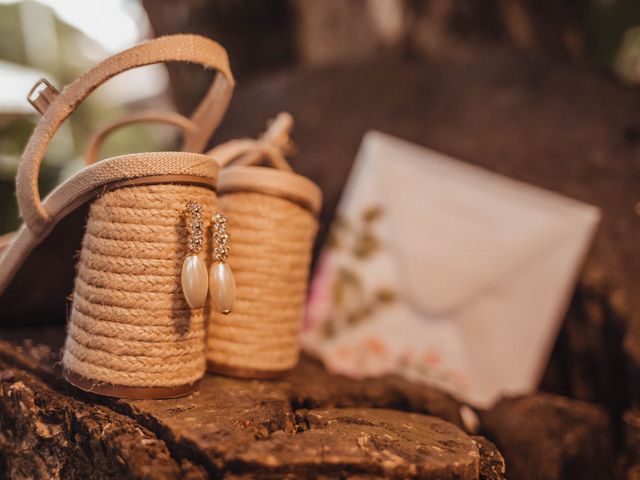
303,204,470,398
304,206,395,338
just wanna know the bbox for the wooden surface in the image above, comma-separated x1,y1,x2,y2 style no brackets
0,327,504,479
0,326,619,479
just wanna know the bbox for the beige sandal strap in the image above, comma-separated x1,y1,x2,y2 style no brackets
206,112,295,170
84,111,198,166
207,113,322,216
86,110,295,171
17,34,234,235
207,139,293,171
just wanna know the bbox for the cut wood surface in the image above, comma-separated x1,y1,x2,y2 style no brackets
0,327,503,479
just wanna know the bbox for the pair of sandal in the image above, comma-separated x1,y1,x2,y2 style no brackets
0,34,322,399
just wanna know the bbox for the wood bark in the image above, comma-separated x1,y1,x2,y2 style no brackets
480,394,613,479
0,328,503,479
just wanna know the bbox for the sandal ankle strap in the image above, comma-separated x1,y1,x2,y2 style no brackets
17,34,234,235
84,111,199,166
85,110,295,171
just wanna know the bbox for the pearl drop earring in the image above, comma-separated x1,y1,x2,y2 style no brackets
180,201,209,309
209,212,236,314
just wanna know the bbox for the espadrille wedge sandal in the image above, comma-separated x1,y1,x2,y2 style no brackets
205,113,322,378
84,112,322,378
0,34,235,398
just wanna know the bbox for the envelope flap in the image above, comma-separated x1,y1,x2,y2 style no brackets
363,132,600,315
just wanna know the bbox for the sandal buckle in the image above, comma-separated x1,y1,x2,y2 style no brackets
27,78,59,115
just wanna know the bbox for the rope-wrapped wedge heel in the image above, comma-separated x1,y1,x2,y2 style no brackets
206,113,322,378
63,180,217,397
0,34,235,398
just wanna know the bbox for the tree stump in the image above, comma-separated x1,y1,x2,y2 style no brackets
0,328,503,479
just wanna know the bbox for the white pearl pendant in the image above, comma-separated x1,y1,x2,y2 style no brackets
209,262,235,314
181,254,208,309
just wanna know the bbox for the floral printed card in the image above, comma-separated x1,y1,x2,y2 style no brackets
302,131,600,408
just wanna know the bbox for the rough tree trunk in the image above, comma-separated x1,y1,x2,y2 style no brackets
0,328,503,479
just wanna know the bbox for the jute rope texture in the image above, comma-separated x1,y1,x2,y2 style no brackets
206,192,317,372
63,183,216,387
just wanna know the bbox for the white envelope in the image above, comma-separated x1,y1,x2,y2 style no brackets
302,131,601,408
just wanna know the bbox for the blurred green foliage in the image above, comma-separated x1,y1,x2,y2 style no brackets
0,1,173,234
587,0,640,83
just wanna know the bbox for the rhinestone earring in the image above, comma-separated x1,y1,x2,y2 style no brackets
209,212,236,314
181,201,209,309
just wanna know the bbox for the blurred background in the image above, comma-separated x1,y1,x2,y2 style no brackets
2,0,640,233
